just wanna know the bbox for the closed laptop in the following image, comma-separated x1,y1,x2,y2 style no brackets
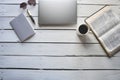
38,0,77,25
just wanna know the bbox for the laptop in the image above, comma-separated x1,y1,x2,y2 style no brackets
38,0,77,25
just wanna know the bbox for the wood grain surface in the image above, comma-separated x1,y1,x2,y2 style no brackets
0,0,120,80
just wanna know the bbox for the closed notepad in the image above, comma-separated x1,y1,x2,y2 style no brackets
10,13,35,42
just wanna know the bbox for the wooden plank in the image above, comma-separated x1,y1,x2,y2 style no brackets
1,5,120,17
0,5,38,17
0,17,85,30
0,0,38,4
0,43,106,56
78,0,120,5
77,5,103,17
0,56,120,69
0,70,120,80
0,0,120,5
0,5,104,17
0,30,98,43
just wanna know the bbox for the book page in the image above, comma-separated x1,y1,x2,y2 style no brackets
99,23,120,53
90,9,120,37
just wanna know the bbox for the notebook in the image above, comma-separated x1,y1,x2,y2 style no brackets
10,13,35,42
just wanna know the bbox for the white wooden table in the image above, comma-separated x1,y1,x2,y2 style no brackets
0,0,120,80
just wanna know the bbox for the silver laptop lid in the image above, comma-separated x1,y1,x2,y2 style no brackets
38,0,77,25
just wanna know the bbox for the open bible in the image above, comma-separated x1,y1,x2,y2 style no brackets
85,5,120,57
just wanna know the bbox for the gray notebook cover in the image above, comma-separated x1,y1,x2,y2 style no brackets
10,13,35,42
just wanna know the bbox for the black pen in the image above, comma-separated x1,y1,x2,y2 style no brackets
27,9,36,24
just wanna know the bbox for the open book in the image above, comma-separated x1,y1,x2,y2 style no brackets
85,5,120,57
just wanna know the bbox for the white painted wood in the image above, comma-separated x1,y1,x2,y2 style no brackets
0,30,97,43
0,0,120,5
0,17,85,30
77,5,103,17
78,0,120,5
0,56,120,69
0,5,38,16
0,43,106,56
1,70,120,80
0,0,120,80
1,5,120,17
0,70,120,80
0,0,38,4
0,5,104,17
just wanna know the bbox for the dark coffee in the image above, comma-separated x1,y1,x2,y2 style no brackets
78,24,88,34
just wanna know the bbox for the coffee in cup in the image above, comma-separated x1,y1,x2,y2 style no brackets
76,24,89,36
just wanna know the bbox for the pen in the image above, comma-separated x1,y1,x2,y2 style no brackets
27,9,36,24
